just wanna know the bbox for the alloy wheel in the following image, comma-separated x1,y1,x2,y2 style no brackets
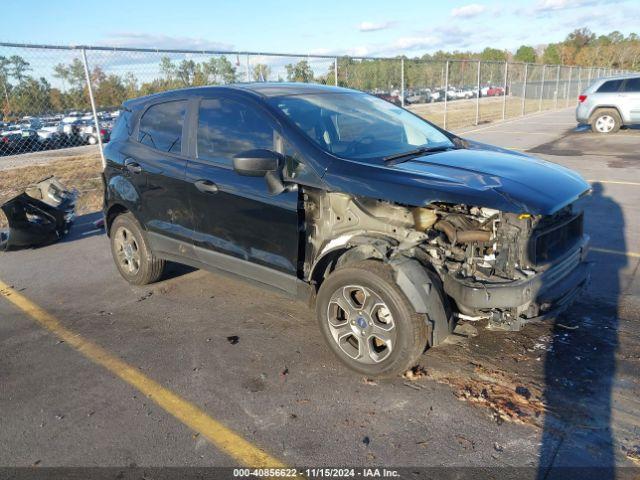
595,115,615,133
326,285,397,364
114,226,141,275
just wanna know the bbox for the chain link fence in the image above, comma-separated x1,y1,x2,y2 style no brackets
0,42,634,159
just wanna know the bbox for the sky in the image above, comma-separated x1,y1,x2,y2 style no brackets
2,0,640,58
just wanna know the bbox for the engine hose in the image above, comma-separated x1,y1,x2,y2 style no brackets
435,220,491,244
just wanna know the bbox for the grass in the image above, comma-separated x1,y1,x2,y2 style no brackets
0,150,103,229
408,95,564,130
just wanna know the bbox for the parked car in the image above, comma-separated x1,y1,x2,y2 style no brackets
0,129,40,155
373,92,401,106
37,121,65,149
79,120,111,145
429,89,444,102
486,86,505,96
103,83,591,377
576,74,640,134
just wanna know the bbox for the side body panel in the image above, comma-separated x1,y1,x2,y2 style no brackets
185,91,301,276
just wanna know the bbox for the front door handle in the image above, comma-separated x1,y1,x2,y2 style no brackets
194,179,219,194
125,160,142,174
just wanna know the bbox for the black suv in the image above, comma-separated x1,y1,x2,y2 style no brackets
103,83,590,377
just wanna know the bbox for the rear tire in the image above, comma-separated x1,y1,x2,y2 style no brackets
590,108,621,134
110,212,166,285
316,260,428,377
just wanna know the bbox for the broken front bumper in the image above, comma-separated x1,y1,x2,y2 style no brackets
0,177,77,251
442,235,590,321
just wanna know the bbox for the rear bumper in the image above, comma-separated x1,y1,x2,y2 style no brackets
576,104,591,124
443,235,590,314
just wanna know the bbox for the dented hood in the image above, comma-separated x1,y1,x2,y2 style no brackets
323,146,590,215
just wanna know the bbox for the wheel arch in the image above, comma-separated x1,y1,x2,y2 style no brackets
589,105,623,123
105,203,130,236
309,236,453,347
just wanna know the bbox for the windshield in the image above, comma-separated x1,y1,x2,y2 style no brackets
268,92,453,160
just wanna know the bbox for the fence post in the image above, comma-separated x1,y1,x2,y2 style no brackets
502,61,508,120
246,55,250,82
475,60,481,125
587,67,592,86
555,65,560,110
522,63,528,116
539,64,546,111
443,60,449,129
81,48,105,169
400,58,405,107
565,66,572,107
334,57,338,86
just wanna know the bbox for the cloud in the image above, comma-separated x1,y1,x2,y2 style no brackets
358,21,393,32
104,32,234,52
451,4,487,17
532,0,619,13
391,36,441,51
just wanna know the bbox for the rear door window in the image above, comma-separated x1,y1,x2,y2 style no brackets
196,97,276,164
622,78,640,93
138,100,186,153
597,80,623,93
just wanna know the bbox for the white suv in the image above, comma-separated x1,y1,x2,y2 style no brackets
576,75,640,134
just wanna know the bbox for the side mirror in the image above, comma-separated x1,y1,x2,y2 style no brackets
233,149,281,177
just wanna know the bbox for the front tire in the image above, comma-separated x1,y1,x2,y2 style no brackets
110,213,166,285
590,108,621,134
316,260,428,377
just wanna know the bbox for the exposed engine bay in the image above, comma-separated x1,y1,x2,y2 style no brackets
304,189,587,331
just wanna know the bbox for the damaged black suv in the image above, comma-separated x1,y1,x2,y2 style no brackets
103,83,590,377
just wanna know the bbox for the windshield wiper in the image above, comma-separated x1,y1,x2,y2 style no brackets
383,145,455,163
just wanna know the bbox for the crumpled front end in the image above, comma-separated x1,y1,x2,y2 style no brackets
304,188,590,334
418,203,590,330
1,176,77,251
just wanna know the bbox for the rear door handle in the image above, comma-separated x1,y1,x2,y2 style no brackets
194,179,219,194
125,160,142,174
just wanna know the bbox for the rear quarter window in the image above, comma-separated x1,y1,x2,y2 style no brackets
138,100,186,153
622,78,640,93
597,80,623,93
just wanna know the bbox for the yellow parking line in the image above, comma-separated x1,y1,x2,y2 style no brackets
590,247,640,259
0,279,285,468
587,180,640,186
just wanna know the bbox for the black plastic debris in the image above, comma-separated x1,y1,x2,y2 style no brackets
0,176,76,251
515,385,532,400
226,335,239,345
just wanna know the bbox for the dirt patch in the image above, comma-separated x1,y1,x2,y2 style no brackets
0,150,103,228
421,295,640,463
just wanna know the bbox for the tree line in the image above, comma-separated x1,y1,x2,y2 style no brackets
1,28,638,119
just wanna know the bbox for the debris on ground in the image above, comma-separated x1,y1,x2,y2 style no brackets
515,386,532,400
403,365,428,381
137,291,153,302
362,436,370,446
622,445,640,465
455,435,475,450
493,442,504,452
1,176,76,251
226,335,239,345
362,377,378,386
556,323,579,330
454,323,479,338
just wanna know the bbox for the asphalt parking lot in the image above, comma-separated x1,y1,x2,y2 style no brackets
1,108,639,476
